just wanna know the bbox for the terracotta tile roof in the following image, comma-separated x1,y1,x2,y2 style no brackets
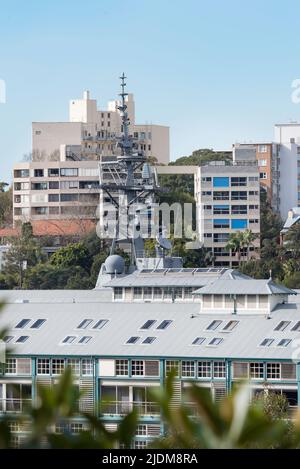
0,219,96,238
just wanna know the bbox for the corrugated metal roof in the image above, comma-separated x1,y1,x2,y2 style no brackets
0,291,299,360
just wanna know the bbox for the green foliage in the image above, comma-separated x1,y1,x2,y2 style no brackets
0,183,12,227
50,242,91,271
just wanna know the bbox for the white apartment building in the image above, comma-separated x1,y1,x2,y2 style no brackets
274,123,300,219
195,162,260,267
32,90,169,165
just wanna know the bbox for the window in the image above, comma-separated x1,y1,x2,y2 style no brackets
140,320,156,330
213,219,229,228
182,361,195,378
198,361,211,378
60,193,78,202
52,359,65,375
231,205,247,215
249,219,259,224
77,319,93,329
16,336,29,343
142,337,156,344
258,145,267,153
292,321,300,331
231,219,248,229
114,288,123,300
5,358,16,374
15,319,31,329
223,320,239,331
133,287,143,300
213,233,230,243
201,177,212,182
213,177,229,188
31,319,46,329
231,177,247,186
266,363,280,380
126,336,140,344
278,339,291,347
250,363,264,379
49,181,59,189
209,338,223,346
60,168,78,177
202,191,212,196
93,319,108,329
116,360,128,376
260,338,274,347
78,336,92,344
82,359,93,376
157,320,172,330
48,168,59,177
132,360,144,376
62,336,76,344
192,337,206,345
249,205,259,210
184,287,194,299
37,358,50,375
207,320,222,331
48,194,59,203
233,362,249,379
231,191,247,200
213,205,229,215
143,287,152,300
274,321,291,331
213,362,226,378
67,359,80,375
153,287,163,300
165,360,179,377
213,191,229,200
260,172,267,179
258,159,267,166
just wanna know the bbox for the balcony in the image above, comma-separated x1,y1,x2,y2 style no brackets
0,399,32,413
101,401,160,417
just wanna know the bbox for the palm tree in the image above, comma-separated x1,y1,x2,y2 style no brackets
225,231,244,266
242,229,257,261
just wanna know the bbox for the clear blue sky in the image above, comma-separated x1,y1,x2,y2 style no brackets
1,0,300,182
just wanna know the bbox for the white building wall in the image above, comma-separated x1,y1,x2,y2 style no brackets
274,124,300,219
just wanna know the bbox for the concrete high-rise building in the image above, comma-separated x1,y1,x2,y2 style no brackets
32,90,169,165
195,161,260,267
273,123,300,220
232,143,276,208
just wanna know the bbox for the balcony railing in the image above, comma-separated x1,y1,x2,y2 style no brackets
0,399,32,413
101,401,160,416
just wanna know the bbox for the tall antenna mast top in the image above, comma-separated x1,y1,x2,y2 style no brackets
118,73,131,155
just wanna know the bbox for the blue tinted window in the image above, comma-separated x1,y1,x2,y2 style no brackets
231,219,248,229
213,219,230,228
213,177,229,187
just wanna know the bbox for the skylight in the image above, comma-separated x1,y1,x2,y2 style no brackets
3,336,14,343
141,320,156,330
142,337,156,344
223,320,239,331
16,336,29,343
278,339,291,347
126,336,140,344
79,336,92,344
157,320,173,330
77,319,93,329
292,321,300,332
31,319,46,329
208,337,223,346
15,319,31,329
93,319,108,329
260,338,274,347
274,321,291,331
192,337,206,345
206,320,222,331
62,336,76,344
